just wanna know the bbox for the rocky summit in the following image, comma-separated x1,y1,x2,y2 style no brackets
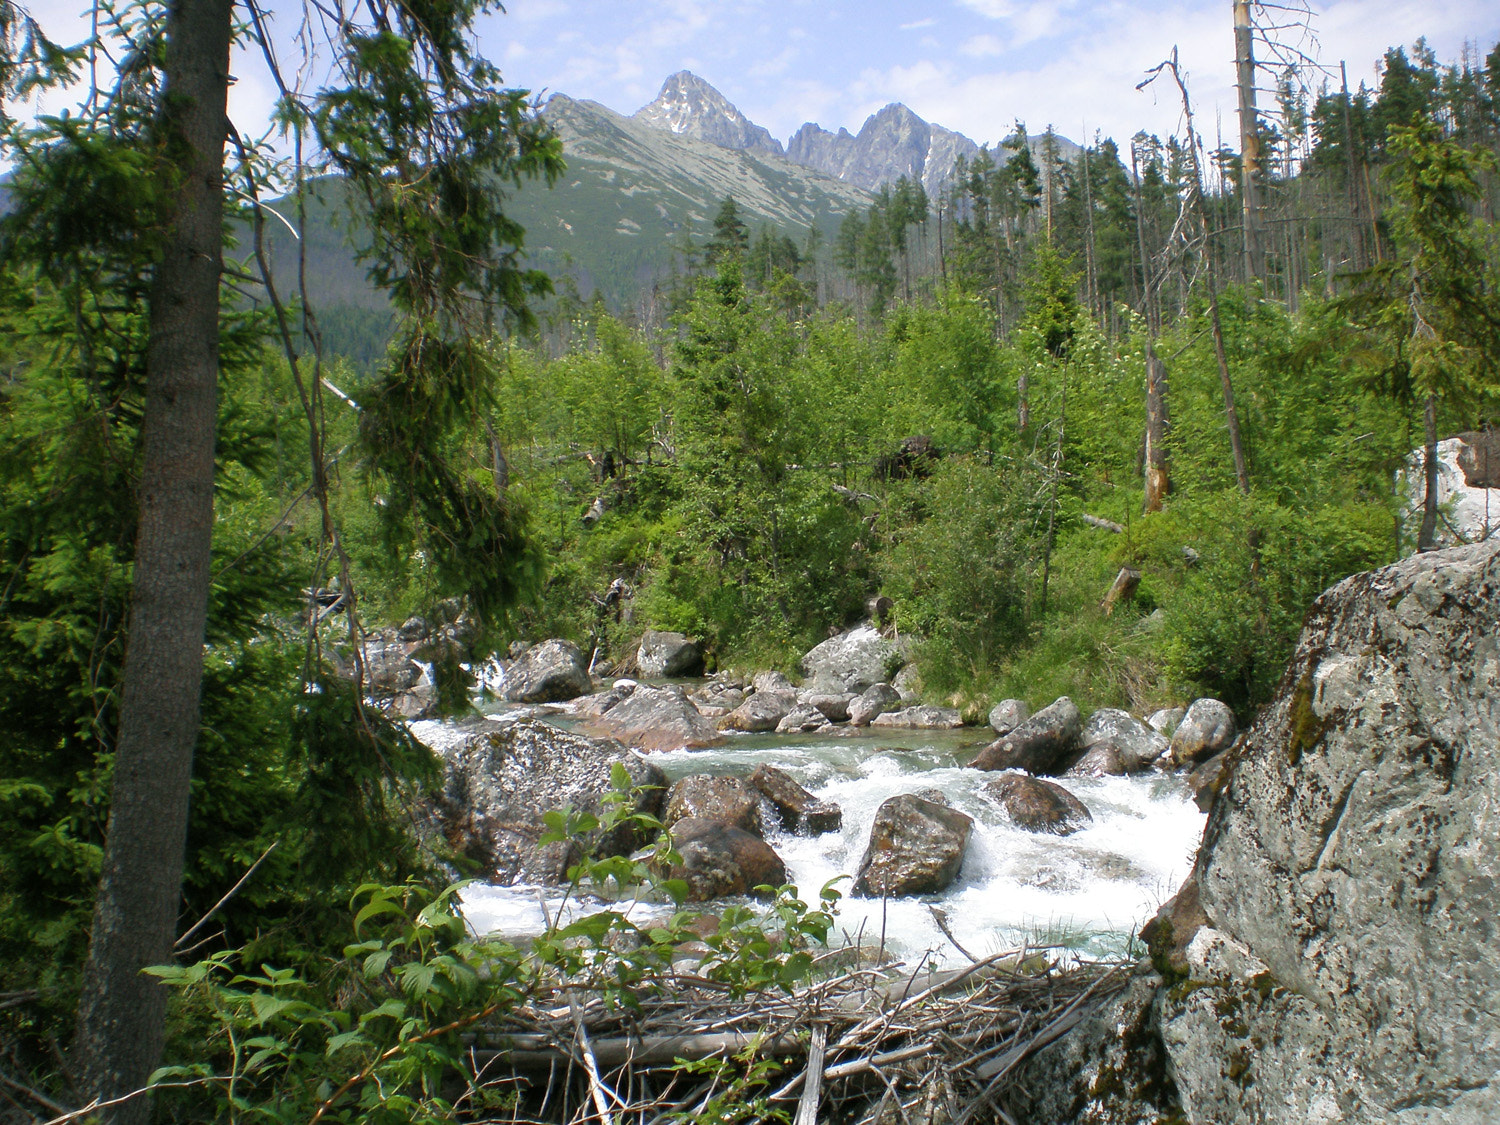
633,71,784,157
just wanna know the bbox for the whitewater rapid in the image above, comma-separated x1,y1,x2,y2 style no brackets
447,714,1206,969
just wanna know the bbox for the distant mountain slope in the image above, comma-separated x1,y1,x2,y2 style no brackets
256,91,873,331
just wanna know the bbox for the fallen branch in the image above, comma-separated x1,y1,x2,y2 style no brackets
1081,513,1124,533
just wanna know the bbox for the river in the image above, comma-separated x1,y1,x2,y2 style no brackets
417,699,1206,969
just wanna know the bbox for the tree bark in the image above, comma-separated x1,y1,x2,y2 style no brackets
75,0,233,1119
1143,344,1171,511
1233,0,1265,282
1418,393,1439,551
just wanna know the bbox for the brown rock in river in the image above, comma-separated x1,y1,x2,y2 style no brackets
663,775,764,836
853,794,973,897
983,773,1092,835
667,818,788,901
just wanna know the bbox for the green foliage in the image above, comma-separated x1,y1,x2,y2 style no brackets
147,775,839,1124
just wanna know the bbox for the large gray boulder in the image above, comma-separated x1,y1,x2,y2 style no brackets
663,775,764,836
1074,708,1170,774
500,638,592,703
800,626,903,694
435,719,666,883
1151,540,1500,1123
719,691,794,733
582,682,723,751
970,696,1083,775
988,698,1031,735
869,704,963,730
666,818,788,901
1168,698,1237,767
636,630,705,678
852,794,973,897
848,682,902,727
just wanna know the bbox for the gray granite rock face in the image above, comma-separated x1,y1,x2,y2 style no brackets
1167,698,1236,767
970,696,1082,775
988,698,1031,735
635,630,705,677
1157,540,1500,1123
848,682,902,727
800,626,903,694
583,682,724,751
499,638,592,703
1079,708,1170,772
435,719,665,883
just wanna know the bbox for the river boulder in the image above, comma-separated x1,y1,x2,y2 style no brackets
719,691,794,733
848,682,902,727
969,696,1083,775
748,765,842,835
663,775,764,836
870,704,964,730
1076,708,1170,773
582,682,723,751
852,794,973,897
666,818,787,901
776,703,831,734
1168,698,1237,766
800,626,904,694
499,638,592,703
636,630,705,678
435,719,666,883
801,691,854,722
1146,706,1186,737
983,773,1092,835
988,698,1031,735
1149,540,1500,1123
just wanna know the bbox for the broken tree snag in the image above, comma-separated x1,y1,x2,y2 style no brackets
1144,344,1170,512
1081,513,1125,534
1100,567,1142,617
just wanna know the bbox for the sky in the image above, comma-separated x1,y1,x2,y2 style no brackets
11,0,1500,154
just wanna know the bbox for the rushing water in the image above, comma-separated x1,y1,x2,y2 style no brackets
426,702,1206,970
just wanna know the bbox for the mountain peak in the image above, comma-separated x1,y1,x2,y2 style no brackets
633,71,784,157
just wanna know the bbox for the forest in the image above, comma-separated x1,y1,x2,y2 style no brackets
1,0,1498,1120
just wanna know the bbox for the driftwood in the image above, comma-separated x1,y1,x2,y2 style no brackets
459,947,1131,1125
1081,513,1125,533
1100,567,1142,616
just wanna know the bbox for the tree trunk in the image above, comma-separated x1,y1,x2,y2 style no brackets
75,0,233,1119
1418,393,1440,551
1233,0,1265,282
1143,344,1171,511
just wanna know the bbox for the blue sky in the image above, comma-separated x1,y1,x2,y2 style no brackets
14,0,1500,153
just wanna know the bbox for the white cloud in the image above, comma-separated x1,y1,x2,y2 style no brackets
900,18,938,30
959,34,1005,58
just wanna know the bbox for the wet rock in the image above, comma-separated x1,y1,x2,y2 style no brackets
748,765,842,834
433,719,666,883
691,681,746,712
776,703,832,734
969,696,1083,775
500,638,592,703
362,638,423,694
848,682,902,727
1079,707,1170,772
583,682,723,751
719,691,795,733
1187,750,1233,813
800,626,904,694
869,704,963,729
667,818,788,901
397,615,430,641
1146,706,1186,737
1066,742,1129,777
983,773,1092,835
636,630,705,678
988,698,1031,735
801,691,854,722
852,794,973,897
663,775,764,836
1168,698,1237,767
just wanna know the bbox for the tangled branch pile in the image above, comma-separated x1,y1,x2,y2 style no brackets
465,949,1131,1125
